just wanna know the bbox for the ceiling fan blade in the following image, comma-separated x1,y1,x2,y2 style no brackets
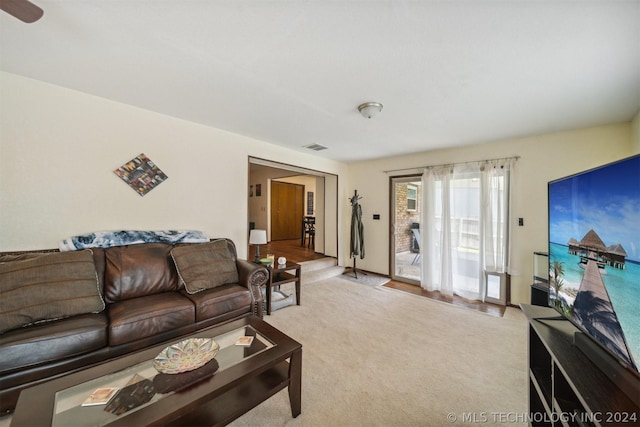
0,0,43,23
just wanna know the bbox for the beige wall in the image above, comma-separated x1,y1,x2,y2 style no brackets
632,110,640,154
1,72,636,306
347,124,634,305
0,72,348,258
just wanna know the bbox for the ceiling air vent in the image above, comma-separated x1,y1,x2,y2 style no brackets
303,144,328,151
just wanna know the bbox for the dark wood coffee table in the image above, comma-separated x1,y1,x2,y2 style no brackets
10,316,302,426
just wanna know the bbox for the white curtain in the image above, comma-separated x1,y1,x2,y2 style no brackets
420,158,515,301
421,166,454,295
479,158,515,301
481,159,513,273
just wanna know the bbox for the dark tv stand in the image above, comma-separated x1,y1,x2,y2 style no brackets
522,304,640,426
534,315,566,321
573,331,640,406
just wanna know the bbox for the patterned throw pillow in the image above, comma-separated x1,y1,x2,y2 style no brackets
0,250,104,333
171,240,239,294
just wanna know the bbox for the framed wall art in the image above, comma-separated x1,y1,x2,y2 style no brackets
114,153,168,196
307,191,314,215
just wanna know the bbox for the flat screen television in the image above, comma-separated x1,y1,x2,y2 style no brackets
548,154,640,377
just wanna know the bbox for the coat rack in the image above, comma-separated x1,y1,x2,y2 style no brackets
349,190,365,278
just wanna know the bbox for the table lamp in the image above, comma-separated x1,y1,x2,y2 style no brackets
249,229,267,263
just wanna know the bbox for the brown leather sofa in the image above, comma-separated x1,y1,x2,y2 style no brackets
0,239,267,414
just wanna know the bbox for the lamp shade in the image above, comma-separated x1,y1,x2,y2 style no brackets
249,229,267,245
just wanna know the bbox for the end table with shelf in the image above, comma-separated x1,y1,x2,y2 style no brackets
265,262,301,315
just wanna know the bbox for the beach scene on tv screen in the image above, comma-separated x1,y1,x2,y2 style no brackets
548,156,639,371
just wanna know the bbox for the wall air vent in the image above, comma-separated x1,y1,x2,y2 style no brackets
303,144,328,151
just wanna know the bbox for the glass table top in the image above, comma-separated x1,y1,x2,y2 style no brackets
52,324,274,427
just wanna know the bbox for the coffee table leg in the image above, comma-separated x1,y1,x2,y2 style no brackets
289,348,302,417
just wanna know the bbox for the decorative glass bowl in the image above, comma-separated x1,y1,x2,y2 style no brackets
153,338,220,374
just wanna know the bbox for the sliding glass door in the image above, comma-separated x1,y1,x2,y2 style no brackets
421,159,513,305
390,176,422,285
390,159,513,304
445,171,482,299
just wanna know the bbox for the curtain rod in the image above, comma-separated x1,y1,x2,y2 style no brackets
383,155,520,174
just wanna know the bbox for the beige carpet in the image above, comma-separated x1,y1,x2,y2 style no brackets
230,277,528,427
341,270,391,287
0,277,528,427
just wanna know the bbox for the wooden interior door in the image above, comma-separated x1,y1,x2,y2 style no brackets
271,181,304,240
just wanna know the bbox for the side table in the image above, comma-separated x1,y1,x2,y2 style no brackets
266,262,301,315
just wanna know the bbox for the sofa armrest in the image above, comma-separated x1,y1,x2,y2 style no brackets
236,260,268,318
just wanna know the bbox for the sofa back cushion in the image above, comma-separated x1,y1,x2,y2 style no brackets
104,243,179,303
0,250,105,334
171,240,239,294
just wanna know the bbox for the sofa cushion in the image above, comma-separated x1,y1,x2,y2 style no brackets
104,243,180,303
182,284,252,322
0,250,104,334
0,313,108,374
107,293,195,346
171,240,239,294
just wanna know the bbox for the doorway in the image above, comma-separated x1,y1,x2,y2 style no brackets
248,157,338,259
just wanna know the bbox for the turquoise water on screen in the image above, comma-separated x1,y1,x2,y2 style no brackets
549,242,640,368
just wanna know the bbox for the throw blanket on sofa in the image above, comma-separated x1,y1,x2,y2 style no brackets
59,230,209,251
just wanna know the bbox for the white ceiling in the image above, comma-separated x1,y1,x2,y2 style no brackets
1,1,639,162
